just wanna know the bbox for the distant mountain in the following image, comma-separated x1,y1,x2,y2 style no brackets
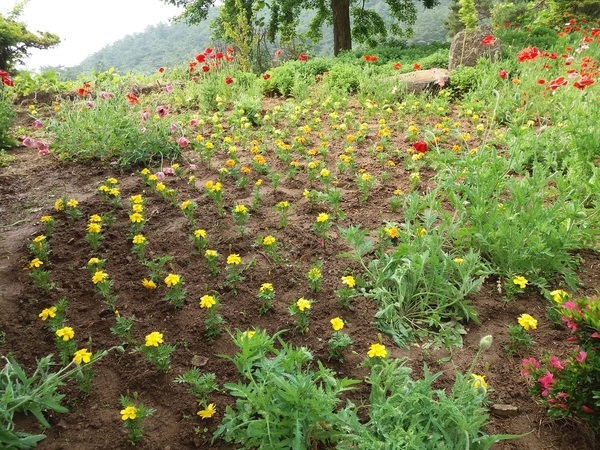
47,0,451,78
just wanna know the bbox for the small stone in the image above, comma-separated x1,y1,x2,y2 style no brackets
491,403,519,418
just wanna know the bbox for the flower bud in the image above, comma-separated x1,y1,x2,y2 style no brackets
479,335,493,351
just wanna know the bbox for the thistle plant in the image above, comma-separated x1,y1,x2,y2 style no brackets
225,254,246,293
131,234,148,261
174,368,218,406
91,270,117,311
257,283,275,315
328,317,353,362
232,203,249,237
164,273,185,308
180,200,197,227
274,200,290,229
140,331,175,371
289,297,312,334
199,294,224,341
190,228,207,253
306,261,323,293
40,215,54,237
336,275,358,308
204,180,224,215
311,212,331,241
120,394,155,444
204,249,220,275
85,216,103,253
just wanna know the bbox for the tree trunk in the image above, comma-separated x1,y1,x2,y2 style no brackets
330,0,351,56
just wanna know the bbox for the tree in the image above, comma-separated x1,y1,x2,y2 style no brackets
162,0,441,56
0,1,60,72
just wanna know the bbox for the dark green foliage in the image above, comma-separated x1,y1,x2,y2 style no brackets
0,97,16,150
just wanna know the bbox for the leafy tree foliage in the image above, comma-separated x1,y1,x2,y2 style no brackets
0,1,60,71
163,0,441,55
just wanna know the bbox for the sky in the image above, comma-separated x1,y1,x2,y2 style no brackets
6,0,182,70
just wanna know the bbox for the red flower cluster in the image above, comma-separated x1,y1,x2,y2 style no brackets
0,70,14,87
77,82,91,97
126,93,140,105
190,46,235,73
573,74,594,90
517,46,541,62
413,141,428,153
299,53,308,61
481,35,496,46
364,55,378,62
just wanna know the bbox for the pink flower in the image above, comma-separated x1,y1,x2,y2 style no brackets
156,105,169,118
163,167,175,176
177,137,190,148
188,164,198,170
549,356,564,370
561,316,578,332
22,137,36,148
582,405,594,413
36,141,49,156
575,351,587,363
86,101,95,108
141,110,150,121
189,119,199,127
155,171,166,181
538,370,554,391
591,332,600,339
164,84,174,94
521,357,540,375
32,119,44,129
99,91,113,100
169,123,178,133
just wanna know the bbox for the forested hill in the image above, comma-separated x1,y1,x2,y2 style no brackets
47,0,451,78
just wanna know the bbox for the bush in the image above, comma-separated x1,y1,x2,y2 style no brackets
0,96,16,150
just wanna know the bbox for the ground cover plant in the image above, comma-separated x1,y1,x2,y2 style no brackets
0,17,599,450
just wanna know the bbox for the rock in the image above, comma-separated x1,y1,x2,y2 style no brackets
448,25,502,70
490,403,519,418
392,68,450,95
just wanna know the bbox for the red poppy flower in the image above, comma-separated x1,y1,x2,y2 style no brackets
225,76,233,85
202,65,210,73
215,52,224,59
205,47,213,54
263,73,271,80
158,67,165,73
393,62,401,70
413,141,428,153
191,76,199,82
537,79,546,84
274,49,282,59
517,46,541,62
499,69,507,79
126,93,140,105
227,46,234,53
195,54,206,63
547,76,567,90
225,55,234,62
413,63,421,70
573,75,594,90
77,87,89,96
364,55,377,62
1,71,13,86
299,53,308,61
481,35,495,46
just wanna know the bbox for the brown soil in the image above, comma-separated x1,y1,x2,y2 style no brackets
1,100,599,450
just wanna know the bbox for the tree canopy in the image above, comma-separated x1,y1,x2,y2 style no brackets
0,0,60,72
162,0,440,55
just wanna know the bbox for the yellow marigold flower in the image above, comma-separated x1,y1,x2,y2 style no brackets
39,306,57,321
92,271,108,284
54,199,65,211
367,343,387,358
88,257,101,266
470,374,488,391
296,298,311,311
120,405,137,421
418,228,427,237
225,158,236,167
56,326,75,341
384,226,399,239
210,182,222,192
517,314,538,331
199,295,216,309
197,403,216,419
155,182,166,192
341,275,356,288
243,330,256,339
164,273,181,287
132,234,146,245
320,168,330,178
227,254,242,265
130,194,144,204
142,278,157,289
308,267,321,279
263,235,276,246
253,154,266,165
194,229,207,238
73,348,92,364
241,166,251,174
67,199,79,208
89,214,102,223
513,276,528,289
29,258,43,269
109,188,119,197
260,283,274,293
140,168,151,175
234,204,248,214
277,201,289,209
361,173,371,182
32,235,46,245
316,213,329,223
131,204,143,214
145,331,164,347
453,258,464,265
205,249,218,258
41,215,53,223
87,223,102,233
181,200,192,211
148,174,158,182
255,179,262,187
129,213,144,224
331,317,344,331
410,172,420,181
550,289,569,304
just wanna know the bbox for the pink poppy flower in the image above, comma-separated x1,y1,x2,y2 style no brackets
155,171,166,181
177,137,190,148
22,137,36,148
163,167,176,176
156,105,169,118
36,141,49,156
189,119,199,127
141,110,150,121
32,119,44,129
188,164,198,170
169,123,178,133
99,91,113,100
